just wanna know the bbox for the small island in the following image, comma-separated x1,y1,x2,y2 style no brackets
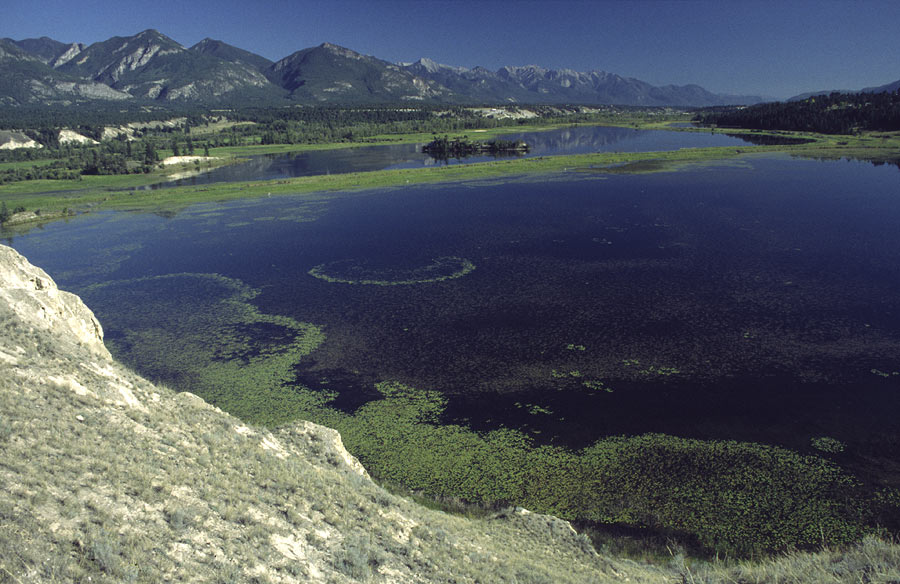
422,135,530,159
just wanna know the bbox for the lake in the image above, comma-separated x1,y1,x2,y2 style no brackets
8,153,900,458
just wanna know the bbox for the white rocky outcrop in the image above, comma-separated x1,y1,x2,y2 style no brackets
50,42,86,67
0,245,107,358
0,131,42,150
58,129,99,145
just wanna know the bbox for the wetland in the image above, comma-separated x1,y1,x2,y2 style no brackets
5,126,900,554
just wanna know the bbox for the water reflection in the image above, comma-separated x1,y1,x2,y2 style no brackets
152,125,752,188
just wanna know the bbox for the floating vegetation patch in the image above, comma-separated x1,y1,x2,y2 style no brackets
811,436,846,454
514,402,554,415
328,380,870,556
622,358,681,377
80,273,327,425
582,379,613,393
308,256,475,286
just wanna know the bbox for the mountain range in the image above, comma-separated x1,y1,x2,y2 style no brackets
1,29,767,107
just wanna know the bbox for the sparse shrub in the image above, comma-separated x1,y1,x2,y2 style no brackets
305,531,325,547
334,536,372,579
165,505,194,530
514,570,553,584
0,415,11,442
215,562,243,584
84,527,122,575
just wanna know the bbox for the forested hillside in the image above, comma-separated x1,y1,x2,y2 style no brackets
696,90,900,133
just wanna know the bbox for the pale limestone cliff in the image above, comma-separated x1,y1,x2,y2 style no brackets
0,244,107,358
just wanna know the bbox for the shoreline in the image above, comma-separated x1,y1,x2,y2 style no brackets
2,124,899,229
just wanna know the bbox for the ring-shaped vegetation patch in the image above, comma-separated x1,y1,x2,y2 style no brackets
308,256,475,286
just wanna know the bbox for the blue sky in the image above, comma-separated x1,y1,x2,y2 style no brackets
4,0,899,99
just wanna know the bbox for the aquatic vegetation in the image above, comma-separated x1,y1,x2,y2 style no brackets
870,368,899,378
566,343,586,351
325,380,871,556
639,365,680,377
74,267,875,556
582,380,613,393
622,359,681,377
550,369,585,380
81,273,327,425
308,256,475,286
811,436,846,454
515,402,554,415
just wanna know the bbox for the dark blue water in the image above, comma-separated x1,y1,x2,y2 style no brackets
154,125,753,187
6,156,900,484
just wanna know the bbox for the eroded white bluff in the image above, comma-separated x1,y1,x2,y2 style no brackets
0,244,108,358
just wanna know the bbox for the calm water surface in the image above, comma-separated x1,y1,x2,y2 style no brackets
7,155,900,478
155,125,753,187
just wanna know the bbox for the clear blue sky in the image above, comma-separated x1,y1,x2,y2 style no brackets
3,0,899,99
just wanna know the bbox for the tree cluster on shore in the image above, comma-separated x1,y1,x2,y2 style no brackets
422,135,529,159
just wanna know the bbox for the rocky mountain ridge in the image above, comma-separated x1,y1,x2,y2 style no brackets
0,38,132,106
1,29,765,106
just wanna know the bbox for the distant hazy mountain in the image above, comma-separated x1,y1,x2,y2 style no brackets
1,30,766,107
862,79,900,94
788,89,855,101
788,79,900,102
398,58,766,106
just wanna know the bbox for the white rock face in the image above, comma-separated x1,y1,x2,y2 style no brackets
0,244,108,358
58,129,99,145
0,131,42,150
50,42,86,67
101,125,136,140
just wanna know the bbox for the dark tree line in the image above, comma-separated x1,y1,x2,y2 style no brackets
422,136,529,160
0,138,165,184
696,90,900,134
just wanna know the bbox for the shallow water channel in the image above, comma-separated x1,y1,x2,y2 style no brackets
152,124,753,187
